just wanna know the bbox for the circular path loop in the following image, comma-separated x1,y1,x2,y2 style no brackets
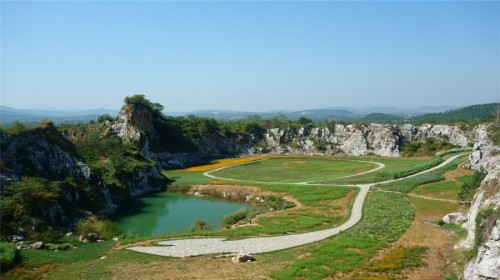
128,154,465,257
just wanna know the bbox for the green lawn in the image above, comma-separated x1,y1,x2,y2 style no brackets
412,181,461,200
210,157,376,183
323,157,434,184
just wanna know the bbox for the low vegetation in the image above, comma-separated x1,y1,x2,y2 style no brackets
376,157,443,179
75,216,122,240
222,209,250,227
0,242,17,269
324,156,435,184
474,206,499,256
272,192,414,279
378,157,464,193
364,246,428,272
458,169,488,202
400,138,458,156
211,157,376,183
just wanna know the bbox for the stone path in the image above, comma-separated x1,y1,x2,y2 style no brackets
128,154,465,258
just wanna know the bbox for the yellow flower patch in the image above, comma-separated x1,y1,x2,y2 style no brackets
178,157,264,172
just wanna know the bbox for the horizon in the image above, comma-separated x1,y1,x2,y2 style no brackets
2,101,498,115
1,2,499,111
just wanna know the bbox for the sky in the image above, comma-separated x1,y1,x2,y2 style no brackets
1,1,499,112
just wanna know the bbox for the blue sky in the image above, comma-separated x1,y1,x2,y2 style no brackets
1,1,499,112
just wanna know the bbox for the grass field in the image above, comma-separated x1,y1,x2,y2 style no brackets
4,154,469,280
321,156,435,184
210,157,377,183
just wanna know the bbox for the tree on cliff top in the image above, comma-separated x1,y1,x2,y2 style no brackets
124,94,164,116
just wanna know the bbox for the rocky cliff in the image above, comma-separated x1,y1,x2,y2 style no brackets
0,120,168,238
456,124,500,280
0,122,117,234
249,123,476,157
104,103,256,168
105,104,481,168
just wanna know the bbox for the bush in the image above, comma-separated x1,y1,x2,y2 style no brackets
191,220,211,231
0,242,17,268
222,209,249,227
458,169,487,202
75,217,122,240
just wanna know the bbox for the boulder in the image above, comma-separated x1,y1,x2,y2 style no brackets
82,233,100,243
56,243,75,251
231,252,256,263
28,241,44,250
442,212,467,224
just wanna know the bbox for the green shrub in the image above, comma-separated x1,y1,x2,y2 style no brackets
75,217,122,240
265,195,295,210
222,209,249,227
191,220,211,231
474,206,499,255
0,242,17,268
458,169,487,202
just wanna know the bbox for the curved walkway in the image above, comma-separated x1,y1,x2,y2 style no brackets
128,154,466,258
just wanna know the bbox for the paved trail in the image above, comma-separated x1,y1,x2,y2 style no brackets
128,154,465,257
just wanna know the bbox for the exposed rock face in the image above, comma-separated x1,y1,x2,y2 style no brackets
442,212,467,224
456,124,500,280
103,103,156,144
0,125,91,184
144,136,257,169
0,123,117,233
125,166,166,197
104,102,480,168
251,123,473,158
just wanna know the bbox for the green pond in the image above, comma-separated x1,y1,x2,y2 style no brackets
114,192,249,236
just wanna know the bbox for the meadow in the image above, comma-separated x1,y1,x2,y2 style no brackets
3,154,468,279
209,157,376,183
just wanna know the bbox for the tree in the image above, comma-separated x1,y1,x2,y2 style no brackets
298,116,313,126
123,94,164,116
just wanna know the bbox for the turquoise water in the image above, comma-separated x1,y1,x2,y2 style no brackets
114,192,249,236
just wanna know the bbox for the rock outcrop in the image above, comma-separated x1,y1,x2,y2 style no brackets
103,103,156,144
250,123,474,158
455,124,500,280
105,102,479,168
0,122,117,234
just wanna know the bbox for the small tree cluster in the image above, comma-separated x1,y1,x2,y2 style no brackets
124,94,164,116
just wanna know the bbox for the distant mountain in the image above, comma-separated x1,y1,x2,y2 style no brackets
415,103,499,123
166,108,358,121
0,106,118,126
355,106,457,116
2,103,495,126
361,113,405,124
